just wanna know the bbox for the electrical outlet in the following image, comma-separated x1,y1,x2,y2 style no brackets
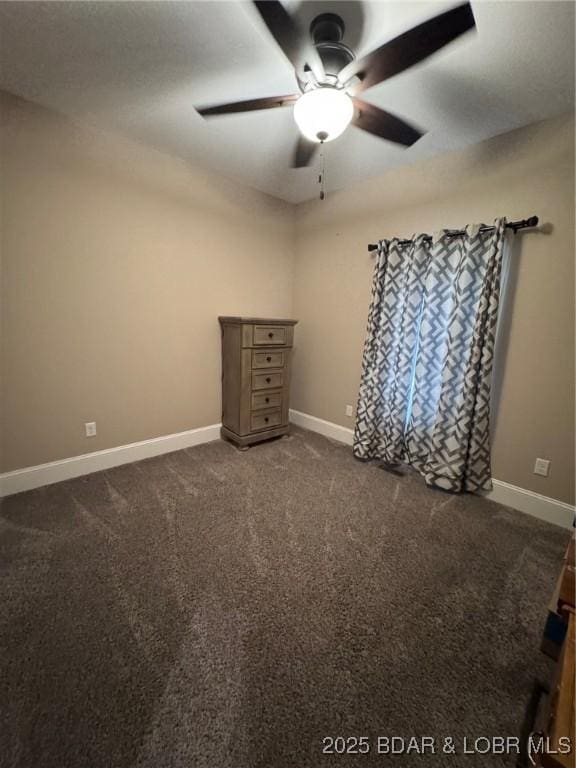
345,404,353,417
534,458,550,477
85,422,97,438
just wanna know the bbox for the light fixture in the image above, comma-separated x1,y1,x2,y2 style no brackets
293,87,354,143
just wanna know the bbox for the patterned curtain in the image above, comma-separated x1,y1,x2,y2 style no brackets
354,218,507,493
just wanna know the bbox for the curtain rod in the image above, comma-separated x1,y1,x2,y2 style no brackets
367,216,539,252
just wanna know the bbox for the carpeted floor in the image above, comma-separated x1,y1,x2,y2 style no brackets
0,427,570,768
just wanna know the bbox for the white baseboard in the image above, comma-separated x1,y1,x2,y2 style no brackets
0,423,221,497
289,409,354,445
3,410,574,531
484,480,574,530
290,409,575,530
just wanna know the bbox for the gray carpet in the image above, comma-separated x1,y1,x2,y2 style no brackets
0,427,570,768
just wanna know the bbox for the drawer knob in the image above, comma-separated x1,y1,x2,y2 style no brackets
266,356,272,362
268,332,274,338
265,397,270,403
264,417,269,423
266,377,271,383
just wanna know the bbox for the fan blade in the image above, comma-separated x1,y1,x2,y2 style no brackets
352,100,423,146
254,0,325,82
339,3,475,93
292,136,318,168
197,94,299,116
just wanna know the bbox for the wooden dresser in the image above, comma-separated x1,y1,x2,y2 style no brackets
218,316,298,449
535,533,575,767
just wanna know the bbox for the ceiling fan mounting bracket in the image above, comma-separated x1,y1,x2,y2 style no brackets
297,12,354,90
310,13,345,44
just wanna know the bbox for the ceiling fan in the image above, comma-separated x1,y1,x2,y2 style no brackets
195,1,476,168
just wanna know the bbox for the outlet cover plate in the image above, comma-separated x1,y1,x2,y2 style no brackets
534,458,550,477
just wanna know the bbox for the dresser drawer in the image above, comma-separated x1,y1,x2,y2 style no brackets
252,350,285,369
251,408,282,432
252,371,283,390
251,391,282,411
253,325,288,346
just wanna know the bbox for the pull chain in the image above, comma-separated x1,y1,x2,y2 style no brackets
318,141,326,201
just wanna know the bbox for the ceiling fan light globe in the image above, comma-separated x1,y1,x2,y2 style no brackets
293,88,353,143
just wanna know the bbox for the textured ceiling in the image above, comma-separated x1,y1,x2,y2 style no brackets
0,1,574,203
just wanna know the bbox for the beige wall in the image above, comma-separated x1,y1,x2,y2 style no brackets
0,93,295,471
292,114,575,505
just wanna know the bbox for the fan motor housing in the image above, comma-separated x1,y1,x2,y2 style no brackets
316,41,354,77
